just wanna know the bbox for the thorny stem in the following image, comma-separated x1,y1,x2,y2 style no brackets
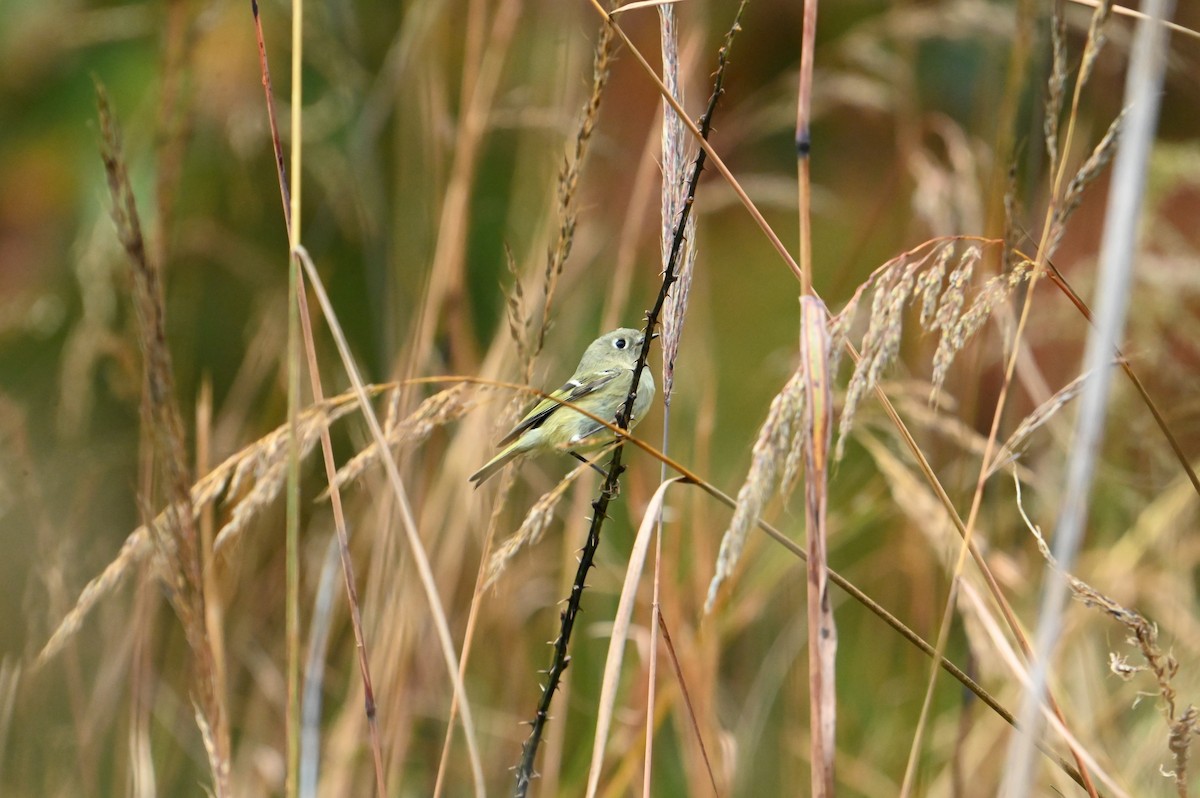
512,10,742,794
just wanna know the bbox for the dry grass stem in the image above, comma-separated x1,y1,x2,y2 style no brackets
800,297,836,797
296,247,487,794
1015,475,1199,795
959,579,1133,798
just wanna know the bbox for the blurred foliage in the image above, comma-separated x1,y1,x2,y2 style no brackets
2,0,1200,796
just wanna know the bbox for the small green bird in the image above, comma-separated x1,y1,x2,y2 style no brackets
469,328,656,486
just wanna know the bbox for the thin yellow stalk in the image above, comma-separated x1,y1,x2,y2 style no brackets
295,247,487,795
285,0,303,793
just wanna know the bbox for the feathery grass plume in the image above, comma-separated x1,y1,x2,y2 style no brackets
930,253,1030,397
504,243,531,372
988,368,1090,477
326,383,483,495
484,458,591,590
826,298,856,384
98,83,230,794
659,4,697,406
916,244,954,328
780,381,810,500
705,368,806,612
536,16,616,356
214,398,365,551
1049,108,1127,257
865,260,921,394
838,260,904,453
1016,473,1199,794
927,244,986,396
835,239,951,457
1044,3,1068,179
1078,0,1115,90
835,239,1035,458
37,391,366,665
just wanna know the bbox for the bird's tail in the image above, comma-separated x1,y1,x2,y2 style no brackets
468,443,521,487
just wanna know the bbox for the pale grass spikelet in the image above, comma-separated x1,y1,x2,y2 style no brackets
930,255,1031,398
194,702,230,791
927,245,980,395
916,245,954,328
838,261,902,455
537,18,615,355
504,245,530,368
705,369,806,612
865,260,921,393
215,399,361,551
1045,6,1068,176
327,383,482,495
484,460,591,589
835,239,1038,458
36,525,155,666
837,240,947,456
826,300,857,383
38,391,369,665
1016,473,1200,793
779,381,810,500
1050,109,1127,257
986,365,1100,475
1078,0,1115,90
956,260,1032,345
929,245,977,336
659,3,696,405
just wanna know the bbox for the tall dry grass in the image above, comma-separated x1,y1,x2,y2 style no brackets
2,0,1200,796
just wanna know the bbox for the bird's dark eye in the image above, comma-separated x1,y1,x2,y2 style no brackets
614,338,627,350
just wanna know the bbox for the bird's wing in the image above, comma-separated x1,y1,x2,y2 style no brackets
496,370,620,447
